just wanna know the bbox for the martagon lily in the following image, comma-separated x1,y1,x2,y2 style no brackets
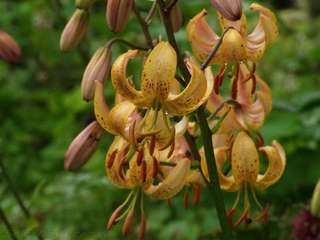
201,131,286,225
187,3,279,64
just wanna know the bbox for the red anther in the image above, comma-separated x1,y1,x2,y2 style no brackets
136,149,144,166
167,138,175,158
256,131,265,147
231,65,240,100
192,184,201,205
152,157,159,179
107,150,118,169
255,207,269,223
122,207,135,236
139,212,146,240
235,208,249,226
107,205,123,230
129,120,137,144
183,191,189,209
226,208,236,227
149,135,156,156
141,160,147,183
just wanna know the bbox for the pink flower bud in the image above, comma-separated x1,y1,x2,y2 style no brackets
0,31,21,63
170,3,183,33
64,121,103,171
76,0,95,9
106,0,133,33
81,46,112,101
60,9,89,52
211,0,242,21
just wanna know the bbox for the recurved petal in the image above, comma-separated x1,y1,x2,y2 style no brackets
187,10,220,62
141,42,177,102
105,137,133,188
94,80,111,132
164,61,213,115
144,158,190,199
250,3,279,45
256,76,272,114
231,132,259,185
256,141,286,190
246,25,266,62
111,50,148,106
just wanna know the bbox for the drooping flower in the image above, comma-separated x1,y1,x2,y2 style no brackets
187,3,279,64
206,63,272,131
201,131,286,225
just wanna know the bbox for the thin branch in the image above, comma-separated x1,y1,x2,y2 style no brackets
145,1,158,24
201,27,232,71
106,37,149,51
0,159,44,240
0,207,18,240
132,2,154,48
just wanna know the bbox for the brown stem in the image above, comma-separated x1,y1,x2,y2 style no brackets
0,206,18,240
106,37,149,51
132,2,154,48
166,0,179,11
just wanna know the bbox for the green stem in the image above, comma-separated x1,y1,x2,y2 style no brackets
0,206,18,240
157,1,233,239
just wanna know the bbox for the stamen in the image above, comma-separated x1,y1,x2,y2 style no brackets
149,135,156,156
107,150,118,169
166,198,172,206
136,149,144,166
122,207,135,236
152,156,159,178
139,212,146,240
231,64,240,100
192,184,201,205
226,208,236,227
141,160,147,183
129,120,137,145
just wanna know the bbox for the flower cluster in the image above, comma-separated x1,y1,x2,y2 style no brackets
62,0,286,238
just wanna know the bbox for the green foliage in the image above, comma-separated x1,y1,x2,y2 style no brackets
0,0,320,239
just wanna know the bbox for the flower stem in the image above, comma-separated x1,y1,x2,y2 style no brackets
157,1,233,239
0,206,18,240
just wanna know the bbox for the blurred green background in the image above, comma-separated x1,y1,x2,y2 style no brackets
1,0,320,239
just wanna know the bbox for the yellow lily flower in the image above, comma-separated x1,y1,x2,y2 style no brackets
111,41,213,115
187,3,279,64
207,63,272,131
201,131,286,225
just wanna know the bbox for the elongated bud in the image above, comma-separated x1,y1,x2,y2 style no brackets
106,0,133,33
170,3,183,33
211,0,242,21
0,31,21,63
311,180,320,218
122,207,135,236
76,0,95,9
81,46,112,101
60,9,89,51
64,121,103,171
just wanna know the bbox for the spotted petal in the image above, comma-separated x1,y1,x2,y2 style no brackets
256,141,286,190
141,42,177,103
145,158,190,199
165,61,213,115
111,49,149,107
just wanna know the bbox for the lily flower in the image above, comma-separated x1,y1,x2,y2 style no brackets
187,3,279,64
207,63,272,131
201,131,286,225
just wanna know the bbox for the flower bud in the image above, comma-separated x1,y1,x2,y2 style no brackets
211,0,242,21
311,179,320,218
64,121,103,171
170,3,183,33
0,31,21,63
76,0,95,9
60,9,89,52
81,46,112,101
106,0,133,33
